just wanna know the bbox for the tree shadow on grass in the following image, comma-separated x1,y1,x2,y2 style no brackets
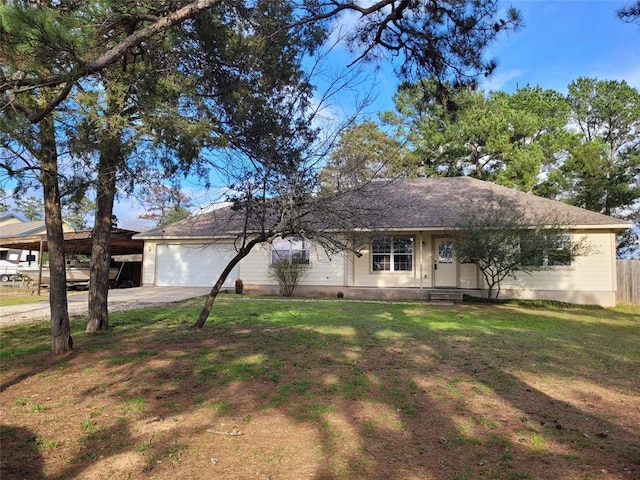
0,319,86,393
0,425,45,480
0,299,639,479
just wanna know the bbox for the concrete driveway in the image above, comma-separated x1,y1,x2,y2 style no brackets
0,287,211,327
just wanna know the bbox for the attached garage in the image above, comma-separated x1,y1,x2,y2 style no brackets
155,243,238,288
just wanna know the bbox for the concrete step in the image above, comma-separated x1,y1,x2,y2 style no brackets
429,290,465,303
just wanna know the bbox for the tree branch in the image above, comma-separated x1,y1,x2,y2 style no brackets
1,0,224,93
29,83,73,124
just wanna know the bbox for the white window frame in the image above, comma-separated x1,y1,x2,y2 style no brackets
270,237,310,265
371,236,414,272
547,233,572,267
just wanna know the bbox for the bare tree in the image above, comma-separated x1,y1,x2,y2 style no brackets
450,195,593,299
189,148,391,328
268,257,310,297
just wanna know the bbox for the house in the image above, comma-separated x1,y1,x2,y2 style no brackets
0,214,75,262
0,213,76,236
0,214,78,281
0,214,76,239
133,177,631,307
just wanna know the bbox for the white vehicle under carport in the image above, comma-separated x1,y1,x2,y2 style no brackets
0,260,20,282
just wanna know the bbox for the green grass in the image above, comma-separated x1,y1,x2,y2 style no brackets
207,400,230,412
1,295,639,479
35,437,60,451
0,291,49,307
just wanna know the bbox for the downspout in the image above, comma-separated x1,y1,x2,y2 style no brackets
419,231,423,289
343,248,349,287
351,241,356,288
610,232,617,299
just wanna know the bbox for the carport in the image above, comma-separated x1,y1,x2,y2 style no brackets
0,228,144,288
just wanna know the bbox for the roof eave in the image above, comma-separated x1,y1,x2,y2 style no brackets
132,233,239,241
134,222,632,241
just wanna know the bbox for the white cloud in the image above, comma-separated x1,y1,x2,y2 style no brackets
480,69,523,92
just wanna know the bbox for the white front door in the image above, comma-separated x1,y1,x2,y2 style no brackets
434,238,457,287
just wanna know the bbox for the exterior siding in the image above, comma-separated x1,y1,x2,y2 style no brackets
239,243,345,286
140,230,620,306
0,216,23,226
420,234,433,288
459,263,479,289
235,244,268,284
352,232,480,289
353,232,421,288
301,248,345,286
499,231,615,292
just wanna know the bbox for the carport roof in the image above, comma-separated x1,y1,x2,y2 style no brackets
0,228,143,256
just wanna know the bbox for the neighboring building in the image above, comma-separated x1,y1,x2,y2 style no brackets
0,214,76,235
133,177,630,307
0,214,23,228
0,214,75,263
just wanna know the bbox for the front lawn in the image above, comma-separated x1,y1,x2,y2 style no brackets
1,297,638,479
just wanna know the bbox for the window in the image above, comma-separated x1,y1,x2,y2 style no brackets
372,236,413,272
520,233,572,268
548,234,572,266
271,237,310,264
438,241,453,263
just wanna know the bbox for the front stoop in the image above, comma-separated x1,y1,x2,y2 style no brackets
427,289,466,304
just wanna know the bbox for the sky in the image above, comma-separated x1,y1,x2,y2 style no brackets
346,0,640,116
481,0,640,94
116,1,640,229
4,1,639,230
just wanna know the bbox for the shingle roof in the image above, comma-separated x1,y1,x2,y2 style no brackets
375,177,631,230
0,228,144,255
134,177,630,239
134,206,251,239
0,220,47,237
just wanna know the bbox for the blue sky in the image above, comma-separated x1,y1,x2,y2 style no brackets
482,0,640,93
116,1,640,229
4,1,638,229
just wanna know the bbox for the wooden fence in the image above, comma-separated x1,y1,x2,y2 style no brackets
617,259,640,305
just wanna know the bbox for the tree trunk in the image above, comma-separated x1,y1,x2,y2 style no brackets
87,136,120,332
192,238,263,329
40,116,73,354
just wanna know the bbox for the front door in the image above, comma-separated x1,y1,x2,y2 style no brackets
434,238,457,287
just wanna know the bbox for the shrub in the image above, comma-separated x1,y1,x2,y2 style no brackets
268,259,309,297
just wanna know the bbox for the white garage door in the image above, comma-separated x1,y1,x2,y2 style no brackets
156,243,239,287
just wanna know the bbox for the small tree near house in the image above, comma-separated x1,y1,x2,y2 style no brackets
269,258,310,297
450,195,594,299
190,159,391,328
268,237,310,297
